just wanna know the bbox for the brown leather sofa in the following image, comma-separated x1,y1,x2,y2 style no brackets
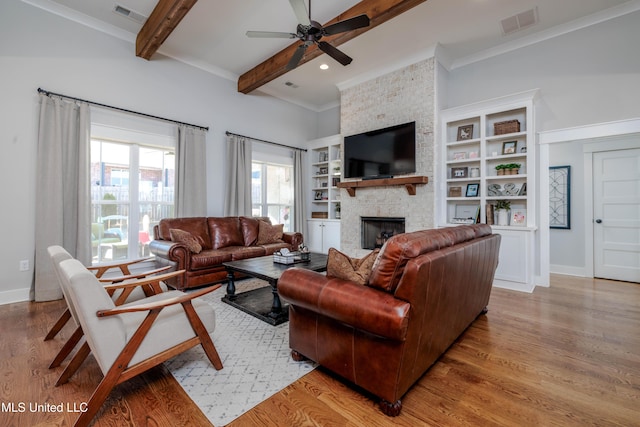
150,216,303,290
278,224,500,416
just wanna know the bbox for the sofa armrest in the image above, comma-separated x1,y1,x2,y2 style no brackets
282,232,303,250
148,240,190,270
279,268,410,341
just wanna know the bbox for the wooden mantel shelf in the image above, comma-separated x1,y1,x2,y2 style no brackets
337,176,429,197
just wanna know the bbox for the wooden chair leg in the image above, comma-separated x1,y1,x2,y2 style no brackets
44,309,71,341
72,368,122,427
49,326,83,369
182,301,223,370
56,341,90,386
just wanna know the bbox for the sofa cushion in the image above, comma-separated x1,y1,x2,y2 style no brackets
239,216,270,246
157,217,211,250
256,221,284,245
259,242,291,255
368,225,484,293
189,249,235,270
327,248,380,286
230,246,267,261
208,217,244,249
169,228,203,254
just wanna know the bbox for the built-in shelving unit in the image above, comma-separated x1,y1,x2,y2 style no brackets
439,90,539,292
310,140,342,220
307,135,342,253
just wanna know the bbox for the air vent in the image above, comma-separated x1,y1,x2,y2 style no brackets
113,4,147,24
501,7,538,35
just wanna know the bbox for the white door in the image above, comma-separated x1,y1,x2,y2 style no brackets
323,221,341,252
593,149,640,282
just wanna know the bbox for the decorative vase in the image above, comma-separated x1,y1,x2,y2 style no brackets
496,209,509,226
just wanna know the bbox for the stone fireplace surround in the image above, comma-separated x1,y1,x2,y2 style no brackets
339,57,436,256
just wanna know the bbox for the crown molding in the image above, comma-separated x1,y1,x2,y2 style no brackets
451,0,640,70
22,0,135,43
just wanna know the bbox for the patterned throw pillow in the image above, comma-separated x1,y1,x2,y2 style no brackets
256,221,284,245
326,247,380,286
169,228,203,254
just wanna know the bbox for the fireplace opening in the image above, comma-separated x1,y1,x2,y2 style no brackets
361,217,406,249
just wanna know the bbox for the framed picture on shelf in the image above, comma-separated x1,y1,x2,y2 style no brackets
453,204,478,224
502,141,517,155
465,183,479,197
457,124,474,141
453,152,467,160
319,166,328,174
448,186,462,197
510,209,527,226
451,167,468,179
314,191,323,200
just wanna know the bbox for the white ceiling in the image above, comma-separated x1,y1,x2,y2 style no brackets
27,0,638,111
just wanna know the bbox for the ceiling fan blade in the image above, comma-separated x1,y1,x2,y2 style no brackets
317,41,352,66
246,31,297,39
323,14,370,35
289,0,311,27
287,43,308,70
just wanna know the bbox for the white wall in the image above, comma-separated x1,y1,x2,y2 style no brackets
0,0,319,302
446,10,640,274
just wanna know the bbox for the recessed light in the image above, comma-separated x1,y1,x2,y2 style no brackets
319,64,329,70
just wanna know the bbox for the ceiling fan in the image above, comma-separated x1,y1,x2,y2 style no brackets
246,0,370,70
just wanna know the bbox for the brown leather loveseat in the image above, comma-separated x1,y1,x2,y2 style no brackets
278,224,500,416
150,216,303,290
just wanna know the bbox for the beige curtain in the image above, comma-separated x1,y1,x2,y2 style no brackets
293,149,307,236
176,125,207,217
32,94,91,301
224,134,252,216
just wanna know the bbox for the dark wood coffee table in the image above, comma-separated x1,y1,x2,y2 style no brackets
222,253,327,325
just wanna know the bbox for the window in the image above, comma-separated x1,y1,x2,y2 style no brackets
251,160,293,231
90,111,176,264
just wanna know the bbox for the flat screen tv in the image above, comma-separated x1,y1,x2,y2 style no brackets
344,121,416,179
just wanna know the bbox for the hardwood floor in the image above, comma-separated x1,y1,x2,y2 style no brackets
1,274,638,426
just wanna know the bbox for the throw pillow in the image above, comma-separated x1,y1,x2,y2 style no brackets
256,221,284,245
326,247,380,286
169,228,203,254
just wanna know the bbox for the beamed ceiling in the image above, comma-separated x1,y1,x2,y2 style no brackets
30,0,638,111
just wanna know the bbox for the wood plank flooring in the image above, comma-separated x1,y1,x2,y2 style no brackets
1,274,638,426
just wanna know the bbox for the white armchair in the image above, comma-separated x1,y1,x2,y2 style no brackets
45,246,171,371
59,258,223,427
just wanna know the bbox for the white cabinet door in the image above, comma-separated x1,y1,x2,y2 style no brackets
307,220,325,253
323,221,341,251
306,220,341,253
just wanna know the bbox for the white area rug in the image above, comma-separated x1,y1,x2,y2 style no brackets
165,279,316,426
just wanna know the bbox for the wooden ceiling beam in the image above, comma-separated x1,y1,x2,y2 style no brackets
136,0,198,60
237,0,428,94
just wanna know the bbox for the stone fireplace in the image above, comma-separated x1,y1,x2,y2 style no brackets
361,217,405,249
338,57,437,256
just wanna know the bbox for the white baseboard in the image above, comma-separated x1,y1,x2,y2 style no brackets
493,279,535,293
0,287,31,306
550,264,588,277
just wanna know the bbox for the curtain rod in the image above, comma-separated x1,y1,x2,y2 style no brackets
226,131,307,152
37,87,209,131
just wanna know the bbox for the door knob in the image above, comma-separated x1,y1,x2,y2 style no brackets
595,219,602,224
